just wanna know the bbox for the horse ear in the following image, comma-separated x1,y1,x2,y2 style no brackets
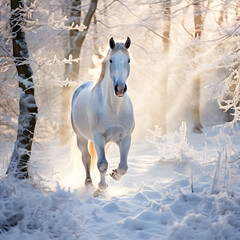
125,37,131,49
109,37,115,49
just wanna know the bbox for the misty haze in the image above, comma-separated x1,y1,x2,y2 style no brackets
0,0,240,239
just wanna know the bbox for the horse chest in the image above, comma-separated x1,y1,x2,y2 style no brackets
96,111,131,143
104,126,124,143
90,88,134,143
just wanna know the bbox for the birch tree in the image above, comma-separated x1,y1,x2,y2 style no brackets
6,0,38,179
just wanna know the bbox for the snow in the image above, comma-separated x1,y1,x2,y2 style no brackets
1,123,240,239
18,76,34,89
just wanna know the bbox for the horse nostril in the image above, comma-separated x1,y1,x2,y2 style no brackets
114,85,126,97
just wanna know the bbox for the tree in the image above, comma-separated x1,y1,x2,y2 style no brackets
213,2,240,126
6,0,38,179
60,0,98,145
192,0,204,133
160,0,171,134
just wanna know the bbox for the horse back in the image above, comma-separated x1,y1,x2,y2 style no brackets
72,81,94,107
71,81,95,140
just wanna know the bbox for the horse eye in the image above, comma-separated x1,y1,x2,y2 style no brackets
128,59,130,63
109,59,112,63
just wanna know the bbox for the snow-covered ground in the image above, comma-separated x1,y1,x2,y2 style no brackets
0,123,240,240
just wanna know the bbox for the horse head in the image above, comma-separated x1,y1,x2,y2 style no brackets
109,37,131,97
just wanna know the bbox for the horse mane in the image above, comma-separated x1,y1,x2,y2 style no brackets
93,43,130,89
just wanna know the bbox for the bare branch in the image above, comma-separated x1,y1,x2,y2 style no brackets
96,20,169,41
181,19,194,39
202,24,240,43
98,0,139,19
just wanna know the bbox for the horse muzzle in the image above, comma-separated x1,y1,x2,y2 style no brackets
114,84,127,97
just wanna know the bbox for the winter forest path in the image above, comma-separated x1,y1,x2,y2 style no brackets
0,124,240,239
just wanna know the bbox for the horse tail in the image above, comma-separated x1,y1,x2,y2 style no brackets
88,141,110,173
88,141,97,173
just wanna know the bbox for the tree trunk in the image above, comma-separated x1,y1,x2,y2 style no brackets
93,15,99,56
7,0,38,179
162,0,171,53
60,0,98,145
160,0,171,134
192,0,203,133
192,74,202,132
60,0,82,145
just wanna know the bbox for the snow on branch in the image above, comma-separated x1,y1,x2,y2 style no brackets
48,14,86,31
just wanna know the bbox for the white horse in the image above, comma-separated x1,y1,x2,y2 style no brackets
71,37,135,192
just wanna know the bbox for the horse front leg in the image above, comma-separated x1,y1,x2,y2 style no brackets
111,134,131,181
93,131,108,190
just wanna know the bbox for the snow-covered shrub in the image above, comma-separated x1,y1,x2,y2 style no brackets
0,178,84,239
211,125,240,194
149,122,195,164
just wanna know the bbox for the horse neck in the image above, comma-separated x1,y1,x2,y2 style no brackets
101,71,124,114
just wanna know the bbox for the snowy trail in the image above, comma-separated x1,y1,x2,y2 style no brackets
0,124,240,239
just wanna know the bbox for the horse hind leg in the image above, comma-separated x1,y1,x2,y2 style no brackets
77,137,92,185
88,141,108,170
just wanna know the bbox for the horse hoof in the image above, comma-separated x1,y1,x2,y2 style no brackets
93,189,101,198
93,184,108,197
110,169,122,181
85,178,93,185
93,189,105,198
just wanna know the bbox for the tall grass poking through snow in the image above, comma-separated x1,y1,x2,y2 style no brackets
210,125,240,194
150,122,240,195
212,149,231,194
149,122,195,164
